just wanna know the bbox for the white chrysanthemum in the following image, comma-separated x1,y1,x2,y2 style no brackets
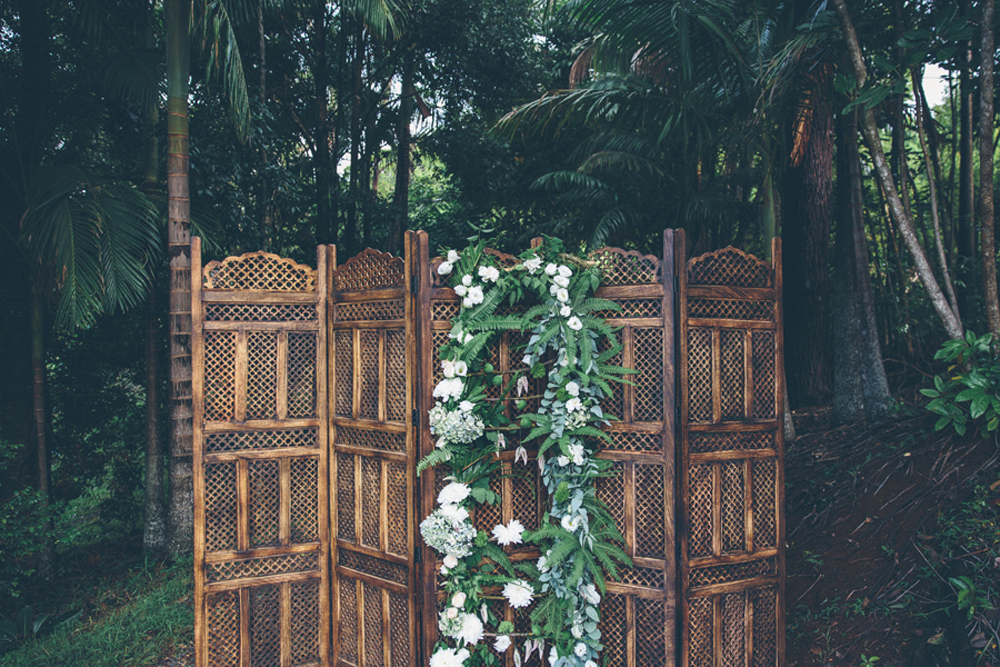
459,400,475,412
462,274,473,286
523,257,542,274
555,288,569,302
553,274,570,288
560,305,572,317
493,635,512,652
574,642,588,658
478,265,500,283
544,263,558,276
566,397,583,412
457,613,484,645
567,316,583,330
454,360,469,376
561,514,581,532
430,647,469,667
565,381,580,396
558,265,573,278
443,554,458,569
442,360,456,378
502,580,534,609
438,482,471,505
454,284,468,297
581,583,601,605
491,519,525,546
447,249,461,263
438,262,454,275
451,591,467,608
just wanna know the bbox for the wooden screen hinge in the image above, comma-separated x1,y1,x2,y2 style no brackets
414,546,422,564
412,409,420,428
674,273,680,293
410,271,419,295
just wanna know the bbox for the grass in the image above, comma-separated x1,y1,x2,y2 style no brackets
0,557,193,667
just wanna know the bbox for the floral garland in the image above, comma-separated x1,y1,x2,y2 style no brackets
418,238,630,667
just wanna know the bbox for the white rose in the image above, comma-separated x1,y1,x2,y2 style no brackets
553,274,570,288
574,642,588,658
462,274,473,286
452,591,467,608
555,288,569,302
586,661,598,667
438,262,453,275
454,284,468,297
447,249,461,263
438,482,471,505
493,635,512,652
571,624,584,639
565,381,580,396
544,263,558,276
567,316,583,330
446,606,459,619
454,360,469,376
566,397,583,412
443,554,459,569
557,455,570,467
459,400,475,412
558,265,573,278
523,257,542,274
560,305,572,317
468,285,484,304
478,265,500,283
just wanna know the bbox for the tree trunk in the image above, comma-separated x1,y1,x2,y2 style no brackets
142,0,167,558
980,0,1000,338
166,0,194,556
389,50,414,256
257,5,271,250
31,283,55,578
959,0,978,318
781,80,833,408
346,24,364,257
832,0,964,341
314,1,334,245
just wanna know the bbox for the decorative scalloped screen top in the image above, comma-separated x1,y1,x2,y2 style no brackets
204,252,316,291
333,248,404,291
687,247,772,288
588,248,661,286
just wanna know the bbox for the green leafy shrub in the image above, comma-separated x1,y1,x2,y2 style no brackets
921,331,1000,435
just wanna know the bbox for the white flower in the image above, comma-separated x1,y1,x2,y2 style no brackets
514,445,528,465
440,503,470,522
462,274,473,287
430,647,470,667
522,354,532,367
568,443,585,466
492,519,525,546
517,376,530,396
561,514,581,532
459,400,475,412
560,305,572,317
451,591,467,608
433,377,464,401
574,643,588,658
553,274,570,288
548,646,558,666
454,284,468,297
544,263,558,276
457,613,484,645
566,397,583,412
502,580,534,609
571,624,584,639
567,316,583,330
586,661,598,667
442,359,456,378
463,286,484,309
557,455,570,467
555,288,569,302
443,554,459,569
438,262,454,275
448,249,461,263
439,482,471,505
524,257,542,274
565,381,580,396
537,555,548,571
493,635,512,652
455,360,469,376
462,332,474,345
446,606,459,620
441,563,450,575
558,265,572,278
581,583,601,605
478,265,500,283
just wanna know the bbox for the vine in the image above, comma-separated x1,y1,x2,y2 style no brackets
418,238,631,667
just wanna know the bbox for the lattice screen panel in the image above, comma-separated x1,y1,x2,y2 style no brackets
678,242,785,667
329,245,417,667
193,243,330,667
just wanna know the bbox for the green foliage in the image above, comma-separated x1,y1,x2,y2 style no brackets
0,607,82,651
921,332,1000,435
0,488,53,602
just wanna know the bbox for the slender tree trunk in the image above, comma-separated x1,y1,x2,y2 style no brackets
832,107,869,424
31,283,54,577
959,0,977,317
980,0,1000,338
314,1,334,245
832,0,964,340
346,24,364,257
166,0,194,556
389,50,413,256
257,5,271,249
142,0,167,558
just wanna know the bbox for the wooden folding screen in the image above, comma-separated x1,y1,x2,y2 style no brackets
676,236,786,667
192,230,785,667
192,238,331,667
327,238,419,667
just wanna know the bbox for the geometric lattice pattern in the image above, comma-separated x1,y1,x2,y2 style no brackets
205,428,318,453
687,247,771,288
204,252,317,291
588,248,661,284
333,248,404,291
205,303,318,322
687,298,772,320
